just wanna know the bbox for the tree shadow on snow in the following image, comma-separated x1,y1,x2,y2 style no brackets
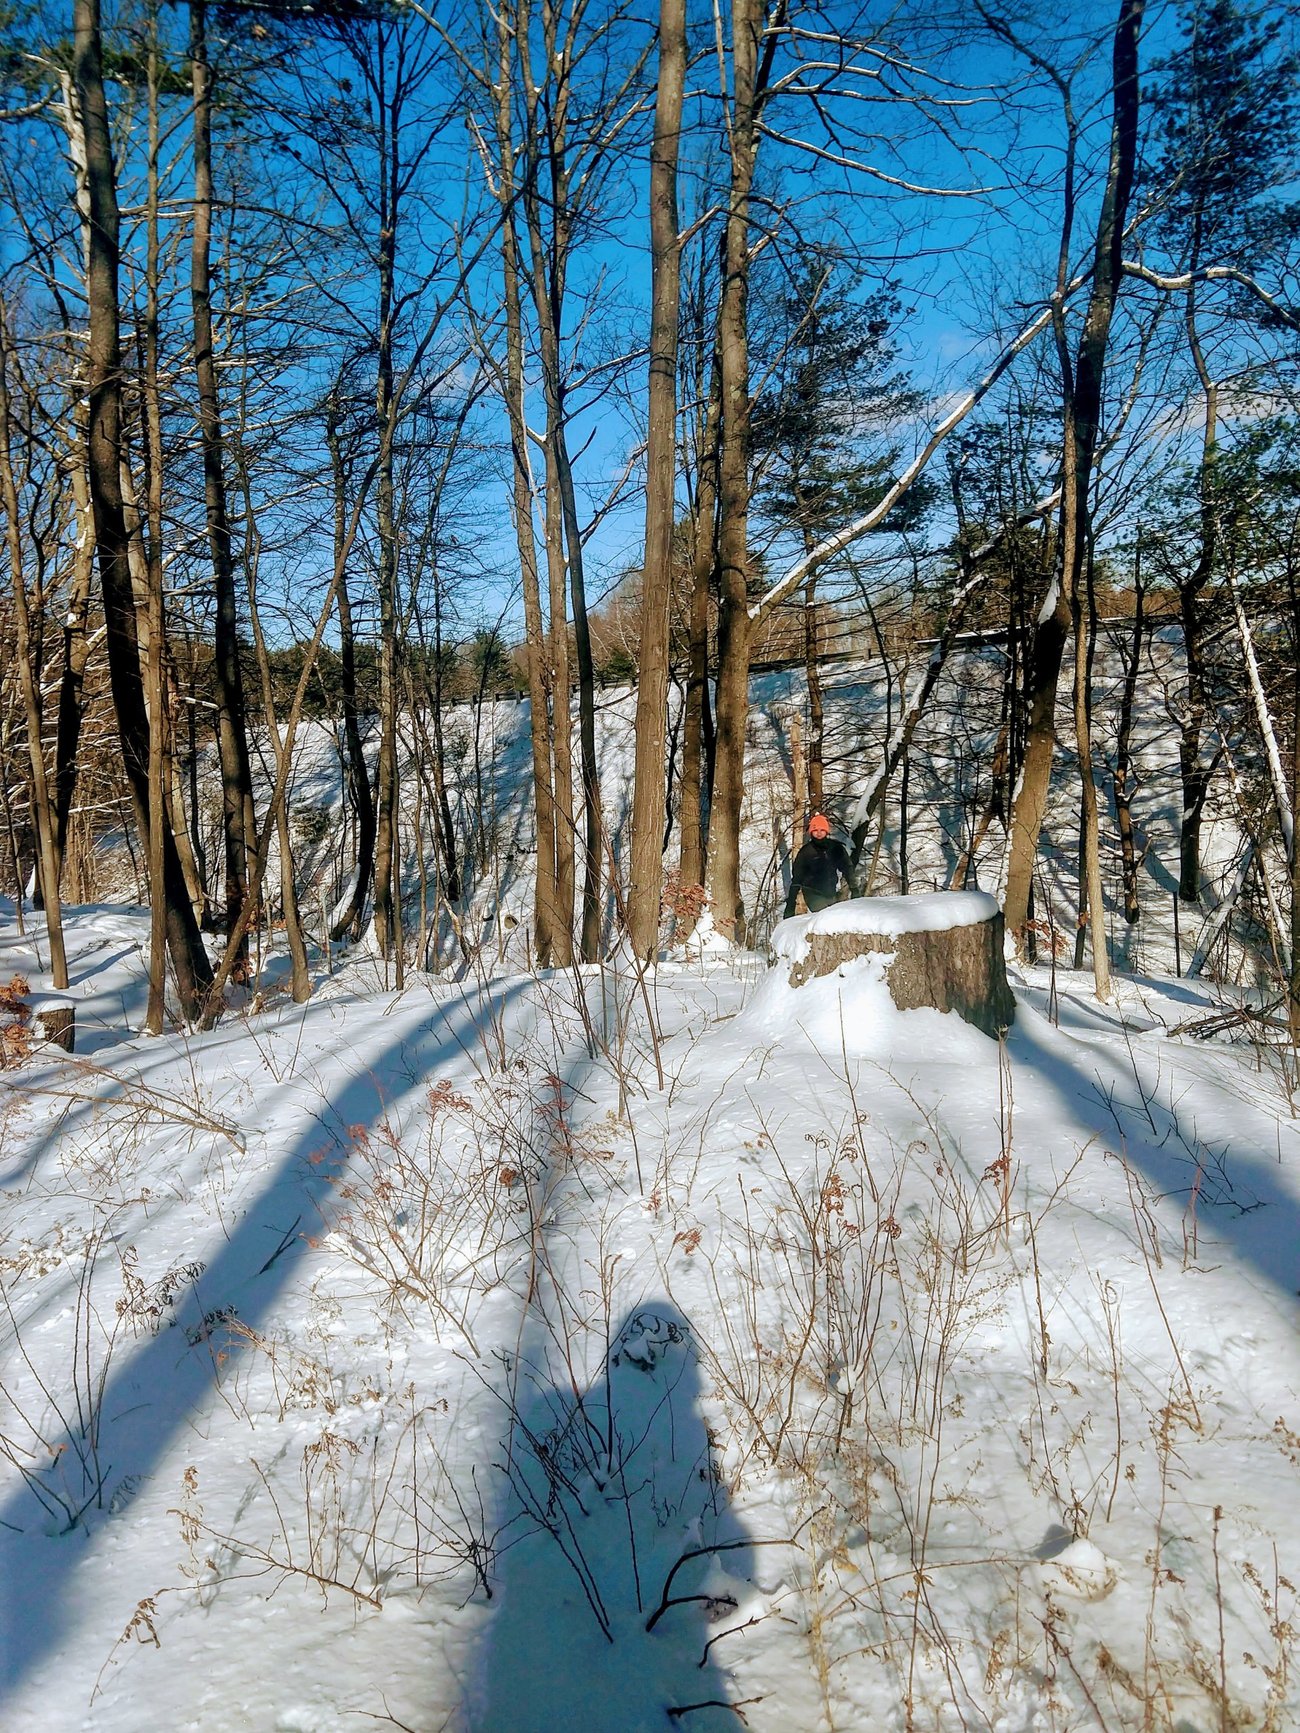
472,1304,758,1733
1008,996,1300,1309
0,977,531,1706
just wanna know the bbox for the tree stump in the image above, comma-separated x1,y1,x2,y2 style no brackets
777,892,1015,1038
35,1001,76,1052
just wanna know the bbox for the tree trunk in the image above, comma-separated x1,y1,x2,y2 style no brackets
123,433,187,1024
1,710,27,921
225,375,311,1005
556,431,602,960
1177,281,1217,905
52,420,94,871
407,692,459,938
627,0,686,960
518,5,595,960
51,74,94,880
74,0,214,1019
678,358,720,890
245,516,310,1003
489,10,561,964
704,0,763,944
1178,573,1213,904
143,461,168,1032
789,709,806,853
1003,0,1144,994
326,401,376,942
0,310,69,989
190,0,255,972
164,648,209,922
200,474,379,1020
540,426,577,966
1003,597,1069,942
426,593,461,905
1070,539,1110,998
143,30,171,1030
1113,537,1144,924
804,572,824,807
1228,566,1295,866
369,37,401,972
782,898,1016,1039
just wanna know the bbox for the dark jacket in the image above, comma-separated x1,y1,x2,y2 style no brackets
784,836,852,917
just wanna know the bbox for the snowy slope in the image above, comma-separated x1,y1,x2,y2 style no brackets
109,635,1268,991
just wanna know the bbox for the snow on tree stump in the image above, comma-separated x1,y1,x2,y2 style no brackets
775,891,1015,1038
34,999,76,1053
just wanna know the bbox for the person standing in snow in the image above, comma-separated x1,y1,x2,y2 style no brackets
784,813,854,917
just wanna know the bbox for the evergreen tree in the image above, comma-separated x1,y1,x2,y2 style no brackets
749,261,930,807
751,264,930,544
1148,0,1300,901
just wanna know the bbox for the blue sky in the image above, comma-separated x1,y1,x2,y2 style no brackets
2,0,1293,649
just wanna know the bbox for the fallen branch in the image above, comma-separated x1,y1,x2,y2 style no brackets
747,293,1078,624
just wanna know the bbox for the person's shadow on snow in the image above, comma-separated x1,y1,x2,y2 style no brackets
473,1304,760,1731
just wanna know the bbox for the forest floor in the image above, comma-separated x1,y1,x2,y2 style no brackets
2,895,1299,1732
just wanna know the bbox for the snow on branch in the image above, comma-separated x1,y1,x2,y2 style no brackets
845,488,1061,849
747,292,1076,625
1122,260,1300,335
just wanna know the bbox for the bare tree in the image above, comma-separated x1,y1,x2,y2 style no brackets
477,0,570,964
0,306,68,988
325,385,378,943
73,0,214,1020
1003,0,1146,997
189,0,256,972
627,0,686,959
704,0,773,943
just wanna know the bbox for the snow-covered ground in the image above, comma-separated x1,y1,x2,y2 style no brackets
2,892,1298,1731
2,635,1295,1727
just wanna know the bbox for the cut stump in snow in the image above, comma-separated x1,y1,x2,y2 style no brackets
776,892,1015,1038
35,1001,75,1052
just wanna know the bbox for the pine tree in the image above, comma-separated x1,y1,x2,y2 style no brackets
750,263,929,807
1149,0,1299,902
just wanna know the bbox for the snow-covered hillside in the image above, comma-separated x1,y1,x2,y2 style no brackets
142,635,1263,988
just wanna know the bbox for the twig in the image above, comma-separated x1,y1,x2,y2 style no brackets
646,1523,816,1632
667,1698,763,1724
256,1215,302,1276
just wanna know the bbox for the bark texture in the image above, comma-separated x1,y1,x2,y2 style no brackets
75,0,214,1019
36,1003,76,1051
190,0,255,964
678,353,720,890
704,0,764,942
326,402,376,942
627,0,686,958
786,909,1016,1038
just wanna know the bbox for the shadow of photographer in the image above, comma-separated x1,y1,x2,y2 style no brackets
472,1303,761,1732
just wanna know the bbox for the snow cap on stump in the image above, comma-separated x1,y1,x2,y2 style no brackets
767,891,1015,1042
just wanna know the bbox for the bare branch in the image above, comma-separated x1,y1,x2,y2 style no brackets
1121,260,1300,334
748,288,1082,623
755,122,997,196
